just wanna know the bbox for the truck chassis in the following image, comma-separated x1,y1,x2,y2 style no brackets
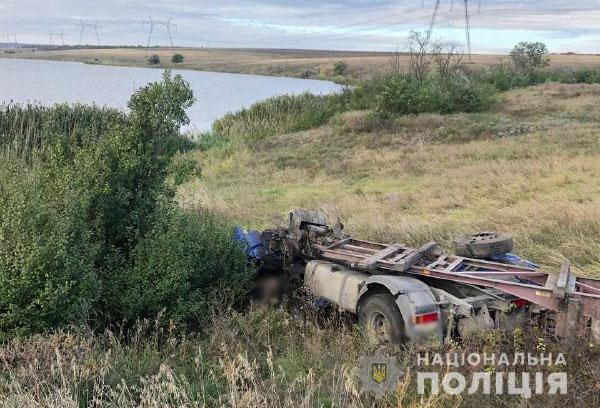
256,210,600,344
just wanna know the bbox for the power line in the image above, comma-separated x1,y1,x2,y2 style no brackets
219,2,428,45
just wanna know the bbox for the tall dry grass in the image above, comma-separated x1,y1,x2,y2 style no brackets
1,304,598,407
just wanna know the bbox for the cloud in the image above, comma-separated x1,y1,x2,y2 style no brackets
0,1,598,53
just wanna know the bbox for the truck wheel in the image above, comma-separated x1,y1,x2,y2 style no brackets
358,292,405,345
453,232,513,259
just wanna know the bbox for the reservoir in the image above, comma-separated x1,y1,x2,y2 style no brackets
0,58,344,132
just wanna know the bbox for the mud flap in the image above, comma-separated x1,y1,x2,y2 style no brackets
457,304,494,337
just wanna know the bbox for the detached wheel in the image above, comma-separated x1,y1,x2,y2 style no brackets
453,232,513,259
358,292,405,345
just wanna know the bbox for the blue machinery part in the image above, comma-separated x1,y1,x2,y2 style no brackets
234,226,266,260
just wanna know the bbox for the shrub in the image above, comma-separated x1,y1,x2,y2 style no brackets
171,53,185,63
147,54,160,65
374,73,497,117
0,157,99,340
333,61,348,76
475,67,600,92
124,209,252,328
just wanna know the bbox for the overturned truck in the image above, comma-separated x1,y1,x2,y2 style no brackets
246,210,600,345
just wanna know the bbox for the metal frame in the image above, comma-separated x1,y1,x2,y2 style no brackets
311,237,600,325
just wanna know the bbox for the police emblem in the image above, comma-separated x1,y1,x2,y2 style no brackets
371,363,387,384
358,351,402,395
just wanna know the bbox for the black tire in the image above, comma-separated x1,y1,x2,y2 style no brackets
453,232,513,259
358,292,405,345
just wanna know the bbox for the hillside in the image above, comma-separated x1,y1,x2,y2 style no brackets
182,82,600,278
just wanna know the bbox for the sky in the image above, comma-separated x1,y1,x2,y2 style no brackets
1,0,599,54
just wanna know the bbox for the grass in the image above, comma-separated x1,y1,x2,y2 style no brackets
1,305,598,407
213,92,349,140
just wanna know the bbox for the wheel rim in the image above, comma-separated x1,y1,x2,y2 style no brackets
368,311,392,344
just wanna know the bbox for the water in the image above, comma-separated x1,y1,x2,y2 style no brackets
0,58,344,132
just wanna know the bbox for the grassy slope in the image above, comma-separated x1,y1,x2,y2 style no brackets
4,47,600,81
181,82,600,278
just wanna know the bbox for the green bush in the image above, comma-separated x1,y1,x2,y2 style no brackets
510,41,549,71
147,54,160,65
0,157,99,339
349,74,393,110
374,73,497,117
124,209,252,327
171,53,185,63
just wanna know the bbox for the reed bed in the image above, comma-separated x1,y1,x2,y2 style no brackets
212,92,349,140
0,103,125,158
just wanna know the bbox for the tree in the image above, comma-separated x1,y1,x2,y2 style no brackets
510,42,550,71
172,53,185,63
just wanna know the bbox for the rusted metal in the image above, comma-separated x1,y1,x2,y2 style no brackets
310,236,600,322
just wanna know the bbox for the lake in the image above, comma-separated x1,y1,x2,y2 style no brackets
0,58,344,132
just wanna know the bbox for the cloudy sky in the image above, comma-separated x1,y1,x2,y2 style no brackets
1,0,599,53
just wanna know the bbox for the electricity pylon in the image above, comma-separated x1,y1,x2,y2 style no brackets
48,30,66,46
77,20,101,45
464,0,472,61
143,16,177,47
426,0,474,61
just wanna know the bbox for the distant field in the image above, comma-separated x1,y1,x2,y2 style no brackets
4,47,600,81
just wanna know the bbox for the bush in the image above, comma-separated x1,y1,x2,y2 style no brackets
475,66,600,92
0,157,99,339
333,61,348,76
147,54,160,65
374,73,497,117
124,209,252,327
171,53,185,63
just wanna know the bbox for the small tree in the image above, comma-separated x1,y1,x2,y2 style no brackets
333,61,348,76
171,53,184,63
147,54,160,65
510,42,550,71
407,30,434,81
